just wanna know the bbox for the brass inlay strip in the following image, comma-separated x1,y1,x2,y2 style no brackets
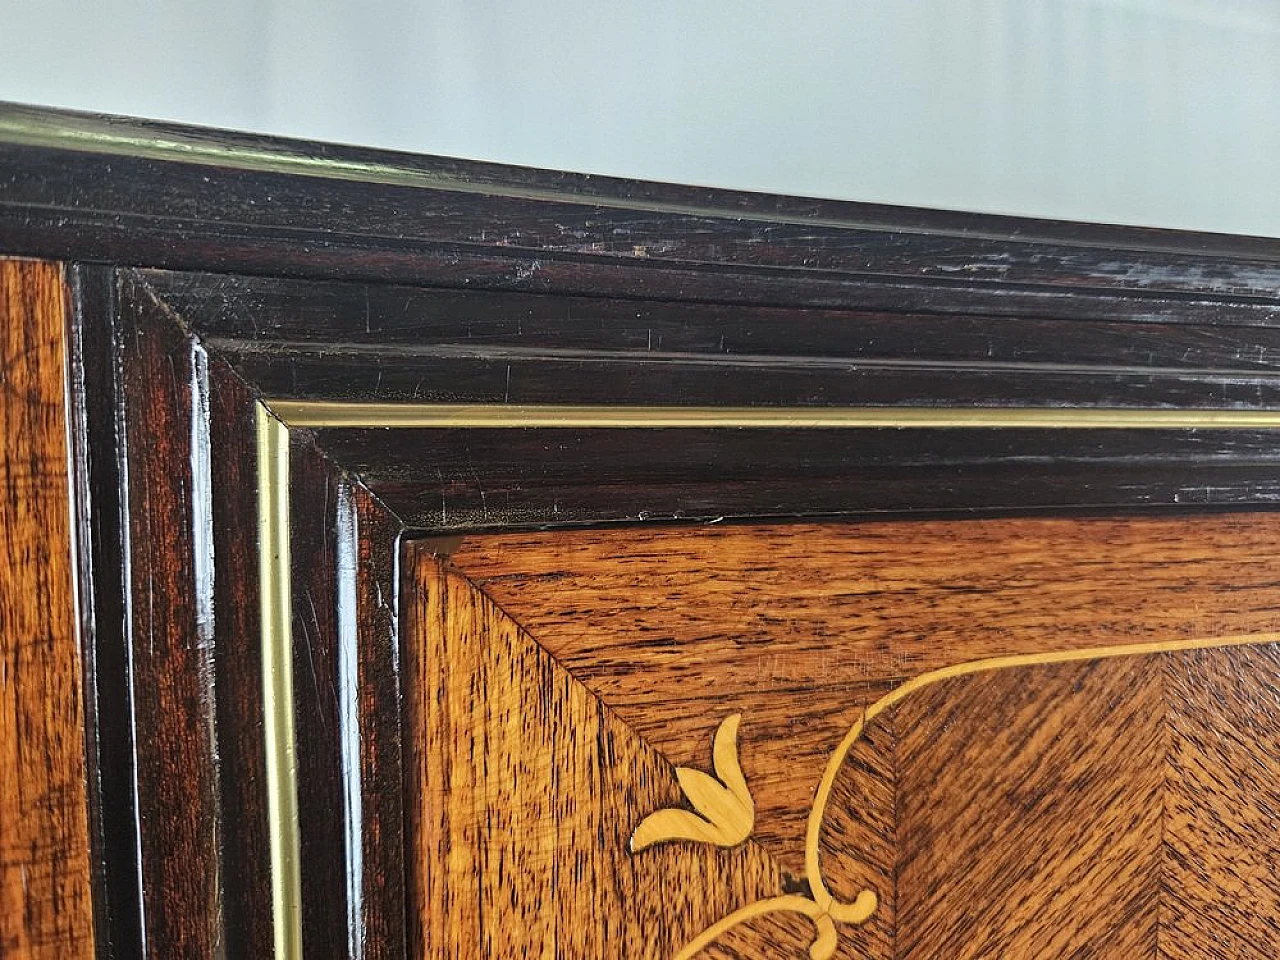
635,631,1280,959
269,401,1280,431
257,405,303,960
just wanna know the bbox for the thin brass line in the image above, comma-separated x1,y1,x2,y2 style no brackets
268,400,1280,430
257,405,303,960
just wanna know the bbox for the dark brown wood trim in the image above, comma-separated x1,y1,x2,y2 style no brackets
70,267,409,959
3,102,1280,304
112,265,1280,529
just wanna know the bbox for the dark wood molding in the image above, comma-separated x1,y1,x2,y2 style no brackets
69,267,408,959
119,264,1280,529
4,101,1280,305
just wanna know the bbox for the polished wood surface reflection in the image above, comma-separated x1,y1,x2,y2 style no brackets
7,106,1280,959
416,517,1280,957
0,259,94,959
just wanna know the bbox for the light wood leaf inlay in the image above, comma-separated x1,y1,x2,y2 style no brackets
631,713,754,852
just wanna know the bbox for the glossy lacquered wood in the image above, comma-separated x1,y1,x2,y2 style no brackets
437,517,1280,957
5,102,1280,303
2,104,1280,959
0,259,94,959
111,265,1280,527
68,268,408,959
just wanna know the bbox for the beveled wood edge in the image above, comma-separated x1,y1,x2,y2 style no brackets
73,269,414,958
5,100,1279,255
7,102,1280,310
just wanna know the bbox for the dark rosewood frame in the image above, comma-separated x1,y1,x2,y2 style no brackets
5,102,1280,958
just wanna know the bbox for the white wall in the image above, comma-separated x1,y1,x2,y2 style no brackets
2,0,1278,236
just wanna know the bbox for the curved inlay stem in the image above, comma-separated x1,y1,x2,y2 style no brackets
678,629,1280,957
674,896,823,960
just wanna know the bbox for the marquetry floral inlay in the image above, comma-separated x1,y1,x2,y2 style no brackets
630,709,877,960
631,713,755,853
630,631,1280,959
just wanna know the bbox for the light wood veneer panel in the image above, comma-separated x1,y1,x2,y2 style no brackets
404,549,809,959
1161,645,1280,959
451,517,1280,880
894,657,1164,958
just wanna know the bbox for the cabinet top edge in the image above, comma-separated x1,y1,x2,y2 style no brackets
4,99,1280,260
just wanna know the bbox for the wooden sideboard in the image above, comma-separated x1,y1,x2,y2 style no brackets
2,103,1279,959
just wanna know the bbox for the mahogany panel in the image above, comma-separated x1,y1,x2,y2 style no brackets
447,515,1280,879
0,259,94,959
403,547,808,959
894,657,1164,958
1161,645,1280,959
441,518,1280,958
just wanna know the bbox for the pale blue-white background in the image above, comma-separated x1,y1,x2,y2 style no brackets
2,0,1277,236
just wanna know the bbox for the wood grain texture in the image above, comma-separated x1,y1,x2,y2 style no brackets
1162,645,1280,959
0,258,94,958
894,657,1165,958
435,519,1280,957
448,514,1280,885
404,547,811,959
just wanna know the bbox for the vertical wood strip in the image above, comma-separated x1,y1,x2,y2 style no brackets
116,275,224,956
0,258,94,958
1161,645,1280,959
287,439,351,958
352,485,407,960
208,358,276,958
286,448,406,959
